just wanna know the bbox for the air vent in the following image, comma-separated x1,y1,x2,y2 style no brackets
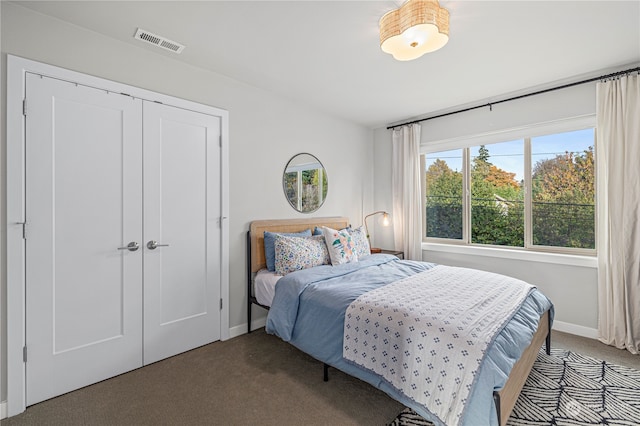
134,28,185,54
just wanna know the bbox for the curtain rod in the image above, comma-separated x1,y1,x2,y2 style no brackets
387,66,640,130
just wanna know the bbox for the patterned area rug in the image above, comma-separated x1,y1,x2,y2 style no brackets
389,348,640,426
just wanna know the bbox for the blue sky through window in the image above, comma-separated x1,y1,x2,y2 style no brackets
425,128,594,182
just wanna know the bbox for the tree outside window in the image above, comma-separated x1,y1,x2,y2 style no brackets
425,149,463,240
424,128,595,252
531,130,595,249
470,141,524,247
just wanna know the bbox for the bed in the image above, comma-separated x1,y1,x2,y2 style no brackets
247,217,553,426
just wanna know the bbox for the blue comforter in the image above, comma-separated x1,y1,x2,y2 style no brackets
265,254,553,426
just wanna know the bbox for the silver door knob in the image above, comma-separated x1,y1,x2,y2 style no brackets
117,242,140,252
147,240,170,250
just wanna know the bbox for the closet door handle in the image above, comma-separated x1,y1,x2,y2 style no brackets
147,240,170,250
117,242,140,252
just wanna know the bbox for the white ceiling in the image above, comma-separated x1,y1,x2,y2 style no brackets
13,1,640,129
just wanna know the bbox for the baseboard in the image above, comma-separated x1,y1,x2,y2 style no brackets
552,320,599,339
1,400,7,420
228,317,267,339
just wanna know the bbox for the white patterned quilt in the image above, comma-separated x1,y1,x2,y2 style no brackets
343,265,534,426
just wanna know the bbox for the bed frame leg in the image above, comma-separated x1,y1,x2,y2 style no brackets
493,392,502,426
247,230,252,334
545,313,552,355
323,363,329,382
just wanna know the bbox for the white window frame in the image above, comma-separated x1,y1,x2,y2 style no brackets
421,114,597,259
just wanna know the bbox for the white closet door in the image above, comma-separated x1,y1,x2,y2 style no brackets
143,102,221,364
25,74,143,405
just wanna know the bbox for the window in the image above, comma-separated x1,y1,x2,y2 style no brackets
531,130,595,249
470,140,524,247
424,127,595,254
425,149,463,240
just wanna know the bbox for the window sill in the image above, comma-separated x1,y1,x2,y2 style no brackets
422,242,598,268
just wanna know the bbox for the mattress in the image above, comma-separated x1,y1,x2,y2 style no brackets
254,268,281,307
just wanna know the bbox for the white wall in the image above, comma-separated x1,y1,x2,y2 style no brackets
371,129,395,249
372,69,640,339
0,2,374,405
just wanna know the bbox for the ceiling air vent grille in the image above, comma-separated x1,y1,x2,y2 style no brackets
134,28,185,54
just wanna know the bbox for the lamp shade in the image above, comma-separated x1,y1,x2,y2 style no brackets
380,0,449,61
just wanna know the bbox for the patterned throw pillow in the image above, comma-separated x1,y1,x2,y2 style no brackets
321,226,358,265
274,234,330,275
264,229,311,271
349,225,371,258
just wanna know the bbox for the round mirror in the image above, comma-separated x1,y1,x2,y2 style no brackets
283,153,328,213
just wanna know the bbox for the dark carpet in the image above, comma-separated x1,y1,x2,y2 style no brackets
4,331,639,426
2,329,403,426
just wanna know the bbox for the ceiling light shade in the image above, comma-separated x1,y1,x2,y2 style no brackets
380,0,449,61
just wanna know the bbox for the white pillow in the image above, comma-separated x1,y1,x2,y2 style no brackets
321,226,358,265
349,225,371,257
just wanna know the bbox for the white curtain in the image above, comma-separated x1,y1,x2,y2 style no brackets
596,73,640,354
392,124,423,261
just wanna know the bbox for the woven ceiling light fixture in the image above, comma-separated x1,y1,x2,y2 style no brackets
380,0,450,61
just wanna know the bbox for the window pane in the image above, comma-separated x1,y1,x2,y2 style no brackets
425,149,463,239
470,141,524,247
531,129,595,249
284,171,300,210
300,168,327,212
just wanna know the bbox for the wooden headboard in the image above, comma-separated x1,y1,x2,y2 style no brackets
249,217,349,273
